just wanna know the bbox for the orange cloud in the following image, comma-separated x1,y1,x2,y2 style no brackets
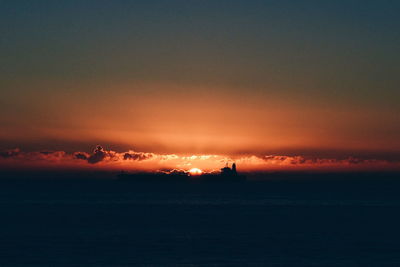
0,146,399,172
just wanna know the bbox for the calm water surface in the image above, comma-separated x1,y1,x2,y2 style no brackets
1,177,400,266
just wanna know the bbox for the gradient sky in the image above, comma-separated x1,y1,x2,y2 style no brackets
1,0,399,171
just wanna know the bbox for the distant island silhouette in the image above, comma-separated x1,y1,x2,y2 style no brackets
117,163,246,182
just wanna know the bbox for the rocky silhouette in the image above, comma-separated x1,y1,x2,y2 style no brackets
117,163,246,182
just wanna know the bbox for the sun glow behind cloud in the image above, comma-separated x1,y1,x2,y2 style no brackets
2,81,400,157
189,168,203,175
1,1,400,174
1,146,399,173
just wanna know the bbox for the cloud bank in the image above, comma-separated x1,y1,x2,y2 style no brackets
0,145,399,172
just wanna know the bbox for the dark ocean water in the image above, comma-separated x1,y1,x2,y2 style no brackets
1,174,400,266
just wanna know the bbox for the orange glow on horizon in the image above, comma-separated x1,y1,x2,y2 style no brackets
0,146,399,173
188,168,203,175
2,81,399,156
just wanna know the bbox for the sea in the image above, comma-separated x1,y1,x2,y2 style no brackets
0,172,400,266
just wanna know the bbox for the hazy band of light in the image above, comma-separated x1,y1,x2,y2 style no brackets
1,146,399,172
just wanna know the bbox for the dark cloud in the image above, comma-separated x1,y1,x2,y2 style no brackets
123,151,153,161
346,157,365,164
261,155,384,166
87,145,107,164
73,146,154,164
74,152,89,160
160,168,188,175
0,149,65,162
0,148,20,158
40,151,55,155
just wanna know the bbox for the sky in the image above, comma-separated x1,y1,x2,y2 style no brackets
1,0,399,172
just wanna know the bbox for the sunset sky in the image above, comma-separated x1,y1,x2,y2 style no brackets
1,0,399,172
